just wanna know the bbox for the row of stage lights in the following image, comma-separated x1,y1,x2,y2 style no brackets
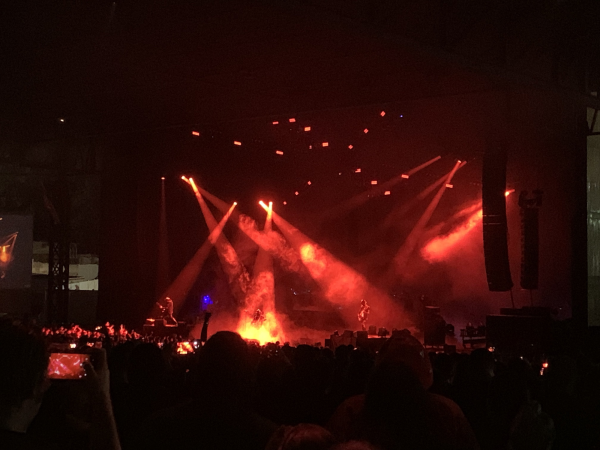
188,109,412,203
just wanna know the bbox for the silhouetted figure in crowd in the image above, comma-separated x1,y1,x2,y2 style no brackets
0,321,121,450
328,334,478,450
129,331,277,450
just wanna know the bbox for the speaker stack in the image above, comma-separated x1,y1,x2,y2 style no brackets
519,190,543,289
482,145,513,291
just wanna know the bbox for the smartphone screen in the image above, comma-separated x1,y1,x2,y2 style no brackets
48,353,90,380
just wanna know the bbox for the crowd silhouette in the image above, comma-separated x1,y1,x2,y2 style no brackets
0,317,599,449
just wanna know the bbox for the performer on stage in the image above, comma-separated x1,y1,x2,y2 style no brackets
357,299,370,331
251,308,266,327
158,297,177,327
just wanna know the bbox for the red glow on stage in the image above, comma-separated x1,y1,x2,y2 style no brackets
364,128,369,134
322,142,329,147
422,208,483,262
304,126,311,131
355,168,361,173
276,150,284,155
289,118,296,123
295,191,299,196
272,121,279,125
384,191,391,195
348,145,353,149
371,180,378,185
505,189,515,197
234,141,242,146
401,174,410,179
446,184,453,188
237,310,284,345
161,177,165,180
192,131,200,136
307,181,312,185
380,111,386,117
283,201,287,205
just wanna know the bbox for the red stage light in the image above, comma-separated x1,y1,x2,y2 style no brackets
307,181,311,185
289,118,296,123
364,128,369,134
322,142,329,147
355,168,361,173
233,202,238,205
283,201,287,205
348,145,353,149
309,145,313,149
161,177,165,180
295,191,299,196
304,126,311,131
401,174,410,179
384,191,391,195
371,180,378,185
446,184,453,188
505,189,515,197
542,362,549,369
192,131,200,136
234,141,242,146
272,121,279,125
275,150,284,155
380,111,386,117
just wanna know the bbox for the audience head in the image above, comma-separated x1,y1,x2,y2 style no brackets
196,331,252,404
266,424,336,450
377,334,433,389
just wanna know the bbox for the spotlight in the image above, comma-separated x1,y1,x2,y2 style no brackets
275,150,284,155
272,121,279,125
307,181,311,185
259,200,267,208
289,118,296,123
322,142,329,147
363,128,369,134
371,180,378,185
233,202,238,205
234,141,242,146
295,191,299,196
355,168,361,173
268,201,273,209
192,131,200,136
348,145,353,149
445,184,454,188
380,111,386,117
283,201,287,205
505,189,515,197
58,118,65,123
304,126,311,131
161,177,165,180
401,174,410,179
384,191,391,195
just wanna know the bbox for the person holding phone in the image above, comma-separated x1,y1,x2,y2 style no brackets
0,321,121,450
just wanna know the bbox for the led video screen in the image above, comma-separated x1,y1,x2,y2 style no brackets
0,215,33,289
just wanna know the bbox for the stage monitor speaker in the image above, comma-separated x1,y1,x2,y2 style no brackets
368,325,377,336
482,145,513,291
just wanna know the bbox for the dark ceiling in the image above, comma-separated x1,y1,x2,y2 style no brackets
1,0,598,145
